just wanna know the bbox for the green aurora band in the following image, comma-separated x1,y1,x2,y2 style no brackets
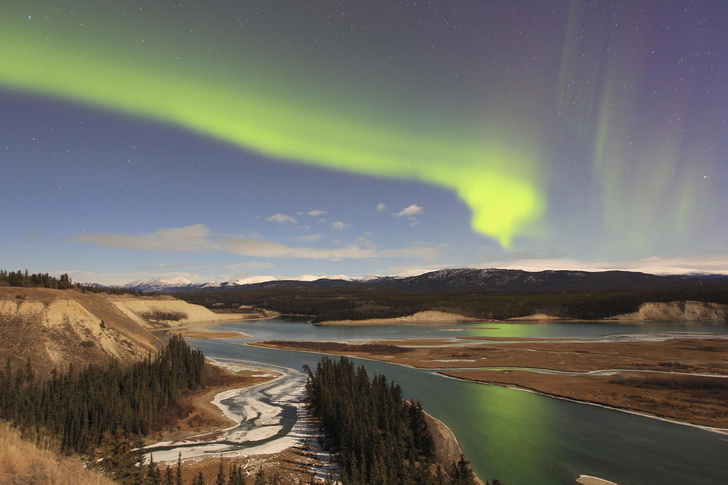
0,3,544,248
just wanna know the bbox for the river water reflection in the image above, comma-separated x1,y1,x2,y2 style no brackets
188,318,728,485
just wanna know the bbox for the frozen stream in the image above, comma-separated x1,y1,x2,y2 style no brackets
145,360,311,463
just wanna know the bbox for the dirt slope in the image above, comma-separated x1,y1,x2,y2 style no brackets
107,294,241,329
0,288,163,377
609,300,728,322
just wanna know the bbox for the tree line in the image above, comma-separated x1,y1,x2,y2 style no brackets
0,269,141,295
180,283,728,322
304,356,484,485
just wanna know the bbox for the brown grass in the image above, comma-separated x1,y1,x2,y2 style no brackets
0,422,114,485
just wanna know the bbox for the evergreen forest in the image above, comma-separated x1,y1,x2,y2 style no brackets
0,335,205,453
180,282,728,322
304,356,481,485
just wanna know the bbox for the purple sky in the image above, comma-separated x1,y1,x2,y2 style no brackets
2,1,727,285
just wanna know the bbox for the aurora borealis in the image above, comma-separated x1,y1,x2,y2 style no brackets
2,1,727,284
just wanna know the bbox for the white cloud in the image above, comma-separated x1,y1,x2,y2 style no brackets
67,224,211,252
295,234,323,242
307,210,326,216
331,221,346,231
217,238,441,261
67,223,443,263
376,203,388,212
266,213,297,224
227,261,275,270
394,204,423,218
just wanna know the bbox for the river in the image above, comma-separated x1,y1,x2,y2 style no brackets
183,318,728,485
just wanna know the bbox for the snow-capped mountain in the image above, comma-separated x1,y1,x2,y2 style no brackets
120,268,728,294
122,277,195,293
122,274,358,293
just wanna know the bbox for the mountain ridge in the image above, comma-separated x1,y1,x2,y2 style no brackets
123,268,728,293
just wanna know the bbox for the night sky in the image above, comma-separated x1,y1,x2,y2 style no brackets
2,1,727,285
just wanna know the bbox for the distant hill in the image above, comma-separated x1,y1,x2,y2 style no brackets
124,268,728,294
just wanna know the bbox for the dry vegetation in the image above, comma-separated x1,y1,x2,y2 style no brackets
0,422,114,485
141,310,188,323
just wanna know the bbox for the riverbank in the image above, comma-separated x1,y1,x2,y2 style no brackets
162,314,270,339
309,300,728,325
144,360,341,483
576,476,619,485
170,330,250,339
253,337,728,430
144,360,281,444
315,310,480,325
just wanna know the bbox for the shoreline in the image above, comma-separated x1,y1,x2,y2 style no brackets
170,330,250,339
310,302,728,325
440,371,728,437
143,360,283,445
314,310,480,326
576,476,619,485
156,311,275,339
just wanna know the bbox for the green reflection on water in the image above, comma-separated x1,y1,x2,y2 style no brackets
442,379,567,484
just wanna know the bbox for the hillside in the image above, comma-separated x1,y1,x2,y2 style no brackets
0,422,114,485
0,288,237,378
607,300,728,322
107,293,242,329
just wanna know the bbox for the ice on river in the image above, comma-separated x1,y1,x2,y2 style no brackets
145,361,311,463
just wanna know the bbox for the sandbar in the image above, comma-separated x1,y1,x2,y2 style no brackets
170,330,250,339
576,475,618,485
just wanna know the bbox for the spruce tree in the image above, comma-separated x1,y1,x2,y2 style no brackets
216,456,226,485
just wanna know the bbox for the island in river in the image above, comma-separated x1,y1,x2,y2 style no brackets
252,335,728,432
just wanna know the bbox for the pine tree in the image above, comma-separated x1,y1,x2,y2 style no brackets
449,455,476,485
216,455,227,485
164,465,173,485
94,429,149,484
254,466,267,485
176,453,183,485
